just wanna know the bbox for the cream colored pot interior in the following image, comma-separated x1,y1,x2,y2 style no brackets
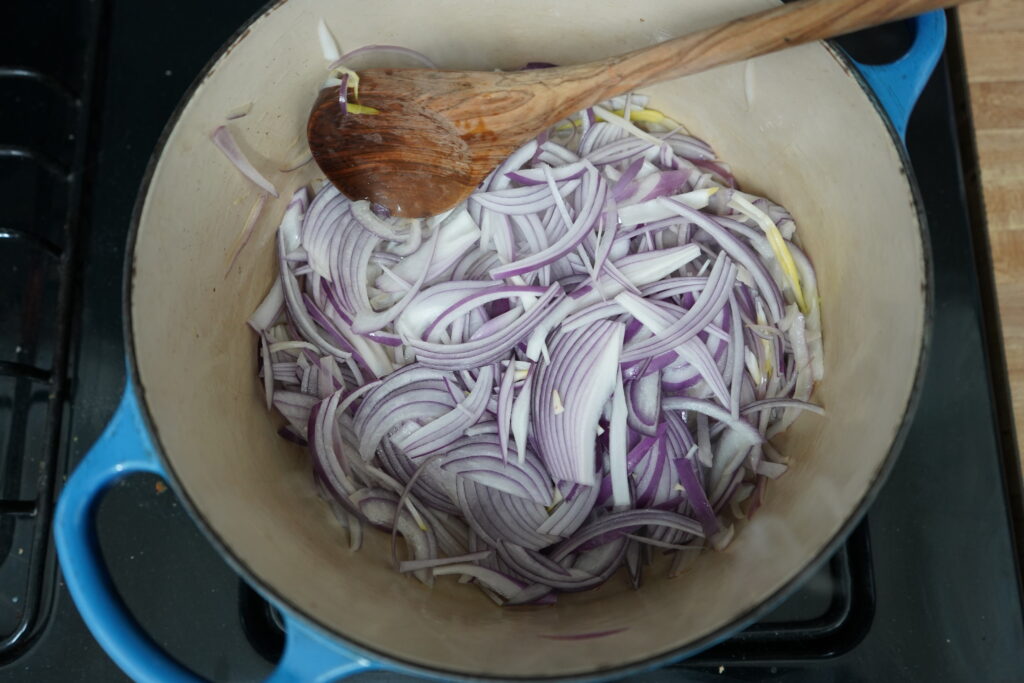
130,0,925,678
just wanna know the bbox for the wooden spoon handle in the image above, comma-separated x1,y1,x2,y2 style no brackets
548,0,960,104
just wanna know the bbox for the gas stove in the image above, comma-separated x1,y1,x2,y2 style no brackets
2,2,1022,681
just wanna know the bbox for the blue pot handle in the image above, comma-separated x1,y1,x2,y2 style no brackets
54,380,378,682
847,10,947,141
267,614,377,683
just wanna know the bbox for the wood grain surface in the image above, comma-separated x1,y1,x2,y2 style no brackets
959,0,1024,457
309,0,962,217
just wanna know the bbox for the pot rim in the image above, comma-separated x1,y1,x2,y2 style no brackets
120,2,934,679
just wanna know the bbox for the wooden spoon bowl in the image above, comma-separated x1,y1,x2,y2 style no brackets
307,66,613,216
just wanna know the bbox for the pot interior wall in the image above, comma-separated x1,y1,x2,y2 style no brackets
130,0,925,677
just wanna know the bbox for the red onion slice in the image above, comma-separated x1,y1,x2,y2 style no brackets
210,126,278,197
393,366,494,459
533,320,624,486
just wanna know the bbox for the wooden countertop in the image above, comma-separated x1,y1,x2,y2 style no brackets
959,0,1024,458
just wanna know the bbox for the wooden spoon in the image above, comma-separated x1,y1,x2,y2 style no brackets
308,0,959,217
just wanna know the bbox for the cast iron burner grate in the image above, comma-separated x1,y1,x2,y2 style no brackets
0,0,104,662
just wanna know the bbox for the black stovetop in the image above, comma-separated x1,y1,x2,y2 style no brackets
2,2,1023,681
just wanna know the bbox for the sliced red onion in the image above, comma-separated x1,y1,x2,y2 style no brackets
398,551,492,573
662,396,762,446
354,369,454,459
536,481,599,538
256,83,823,603
627,534,702,552
249,278,284,332
497,542,623,592
317,19,340,62
431,564,526,600
395,280,496,340
225,193,268,276
674,447,720,536
210,125,278,197
617,188,717,227
225,101,253,121
496,361,517,463
323,213,379,317
787,243,824,381
442,433,553,506
741,398,826,417
420,284,548,342
470,177,582,214
406,284,562,371
634,169,692,204
330,44,438,70
308,392,359,505
626,370,660,435
550,509,703,562
378,439,459,517
708,432,756,504
585,134,658,166
628,428,664,471
456,479,558,551
505,583,557,606
619,256,736,363
613,245,701,286
660,199,784,321
510,367,535,465
350,229,438,334
393,366,494,459
532,320,624,486
273,391,317,439
489,169,607,279
633,434,672,507
358,492,437,585
444,432,552,501
349,199,418,242
259,334,274,410
506,160,589,186
377,208,481,293
615,292,730,405
608,371,630,508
